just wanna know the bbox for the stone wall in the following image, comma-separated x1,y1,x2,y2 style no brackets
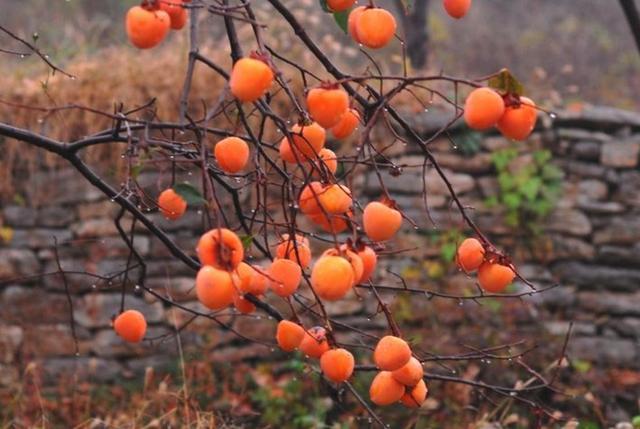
1,105,639,392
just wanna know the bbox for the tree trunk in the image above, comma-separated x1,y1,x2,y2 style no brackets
394,0,430,70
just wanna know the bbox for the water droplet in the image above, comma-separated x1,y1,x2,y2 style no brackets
549,112,557,119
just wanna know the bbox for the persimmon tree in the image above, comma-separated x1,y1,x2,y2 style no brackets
0,0,569,426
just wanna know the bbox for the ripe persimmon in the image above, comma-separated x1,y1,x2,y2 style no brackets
306,86,350,129
196,228,244,270
392,357,423,387
497,97,538,141
347,6,366,43
311,255,355,301
320,348,355,383
269,258,302,297
370,371,406,406
276,234,312,269
357,245,378,282
195,265,237,310
331,108,360,139
236,262,268,295
230,57,274,102
290,122,326,158
326,0,356,12
159,0,188,30
215,137,250,174
443,0,471,19
355,8,397,49
326,246,364,285
158,188,187,220
308,212,351,234
299,326,330,358
318,184,352,214
233,292,256,314
363,201,402,242
374,335,412,371
125,6,171,49
279,137,299,164
401,379,428,408
113,309,147,343
276,320,305,352
463,87,505,130
315,148,338,175
299,181,324,215
456,238,485,272
478,262,515,293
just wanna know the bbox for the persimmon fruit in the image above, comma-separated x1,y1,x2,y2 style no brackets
347,6,366,43
276,320,305,352
392,357,423,387
195,265,237,310
401,379,428,408
355,8,397,49
276,234,312,269
464,87,505,130
318,184,352,214
306,86,350,129
299,326,330,358
215,137,250,174
443,0,472,19
269,258,302,297
290,122,326,157
230,57,274,102
357,245,378,282
363,201,402,242
370,371,405,406
114,309,147,343
236,262,268,295
326,0,356,12
316,148,338,175
374,335,412,371
158,188,187,220
196,228,244,270
497,96,538,141
159,0,188,30
320,348,355,383
311,255,355,301
125,6,171,49
331,108,360,139
478,262,516,293
456,238,485,272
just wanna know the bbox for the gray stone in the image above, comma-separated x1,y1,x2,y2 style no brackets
616,171,640,207
593,216,640,245
22,324,89,357
576,200,625,214
601,140,640,168
551,262,640,291
597,245,640,266
545,321,595,336
559,160,607,179
608,318,640,339
125,355,177,377
0,249,40,279
477,177,499,198
2,206,36,227
0,365,18,386
90,326,178,358
1,287,71,324
71,218,130,238
567,337,637,368
0,325,23,363
545,209,592,236
577,179,608,200
40,357,123,384
530,285,576,308
556,106,640,129
571,141,601,161
433,152,493,174
8,229,73,249
32,169,103,205
425,168,475,196
77,200,118,220
74,294,164,328
145,277,195,302
37,206,76,227
579,292,640,316
556,128,612,142
550,236,595,260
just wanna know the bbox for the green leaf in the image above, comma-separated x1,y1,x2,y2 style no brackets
240,235,253,250
440,242,456,262
577,421,600,429
318,0,330,12
498,172,515,191
631,415,640,428
503,192,521,210
484,196,498,208
173,183,206,205
333,9,350,33
533,149,551,165
521,177,541,201
488,68,525,96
